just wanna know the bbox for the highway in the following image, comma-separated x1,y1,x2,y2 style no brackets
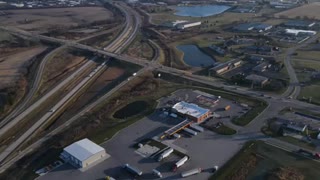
0,1,140,166
0,1,320,175
0,46,66,128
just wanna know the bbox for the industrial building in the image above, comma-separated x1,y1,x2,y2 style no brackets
283,20,316,29
245,74,269,87
172,101,211,123
60,138,109,169
233,23,272,32
161,20,201,30
210,45,226,56
210,59,242,75
252,62,271,72
177,21,201,30
247,55,265,64
161,20,188,28
285,29,317,36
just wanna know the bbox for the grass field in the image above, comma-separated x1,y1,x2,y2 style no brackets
204,123,237,135
232,102,268,126
295,50,320,61
0,7,113,33
275,2,320,20
298,83,320,105
124,33,154,60
211,141,320,180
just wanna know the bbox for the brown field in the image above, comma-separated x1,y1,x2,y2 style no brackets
46,66,125,130
275,2,320,20
0,46,47,89
38,50,87,96
0,7,113,33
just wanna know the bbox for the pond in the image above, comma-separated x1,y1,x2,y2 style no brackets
177,45,215,67
173,5,231,17
113,101,148,119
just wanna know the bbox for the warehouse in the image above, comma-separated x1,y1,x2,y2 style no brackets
60,138,109,170
283,20,316,29
210,59,242,75
177,21,201,30
285,29,317,36
245,74,269,87
172,101,211,123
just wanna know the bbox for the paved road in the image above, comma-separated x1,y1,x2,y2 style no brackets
0,1,141,166
1,1,320,176
282,35,319,99
0,46,66,128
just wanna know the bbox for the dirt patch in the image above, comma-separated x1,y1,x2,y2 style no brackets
0,7,114,33
0,46,47,89
275,2,320,20
38,49,87,96
227,153,261,180
267,167,304,180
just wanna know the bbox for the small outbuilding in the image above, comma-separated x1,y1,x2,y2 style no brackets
60,138,110,170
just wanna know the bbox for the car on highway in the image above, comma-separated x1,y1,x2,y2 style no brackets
49,109,56,113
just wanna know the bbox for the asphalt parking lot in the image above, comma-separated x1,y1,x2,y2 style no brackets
39,89,248,180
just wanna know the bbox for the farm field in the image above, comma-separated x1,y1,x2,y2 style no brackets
0,7,113,33
211,141,320,180
274,2,320,20
0,46,47,89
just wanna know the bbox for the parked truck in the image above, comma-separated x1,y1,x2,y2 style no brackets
225,105,231,111
183,128,198,136
172,156,189,172
123,164,142,176
158,148,174,161
181,168,202,178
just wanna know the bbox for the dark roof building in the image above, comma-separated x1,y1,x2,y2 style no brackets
253,62,271,72
283,20,316,29
210,45,226,55
247,55,265,64
245,74,269,86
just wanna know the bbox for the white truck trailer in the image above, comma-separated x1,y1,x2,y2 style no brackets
157,148,174,161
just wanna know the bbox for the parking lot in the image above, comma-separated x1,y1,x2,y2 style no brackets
39,89,249,180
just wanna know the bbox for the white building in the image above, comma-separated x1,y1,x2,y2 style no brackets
60,138,109,169
172,101,210,123
285,29,317,36
162,20,188,28
177,21,201,30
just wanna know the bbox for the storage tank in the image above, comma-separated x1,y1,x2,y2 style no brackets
183,128,197,136
158,148,174,161
123,164,142,176
172,156,189,171
181,168,202,178
190,124,204,132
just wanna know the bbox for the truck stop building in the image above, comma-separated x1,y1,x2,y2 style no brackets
172,101,211,123
60,138,110,170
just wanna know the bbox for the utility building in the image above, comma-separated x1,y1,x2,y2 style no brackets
172,101,210,123
60,138,109,169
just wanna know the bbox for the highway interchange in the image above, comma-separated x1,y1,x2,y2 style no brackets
0,0,320,178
